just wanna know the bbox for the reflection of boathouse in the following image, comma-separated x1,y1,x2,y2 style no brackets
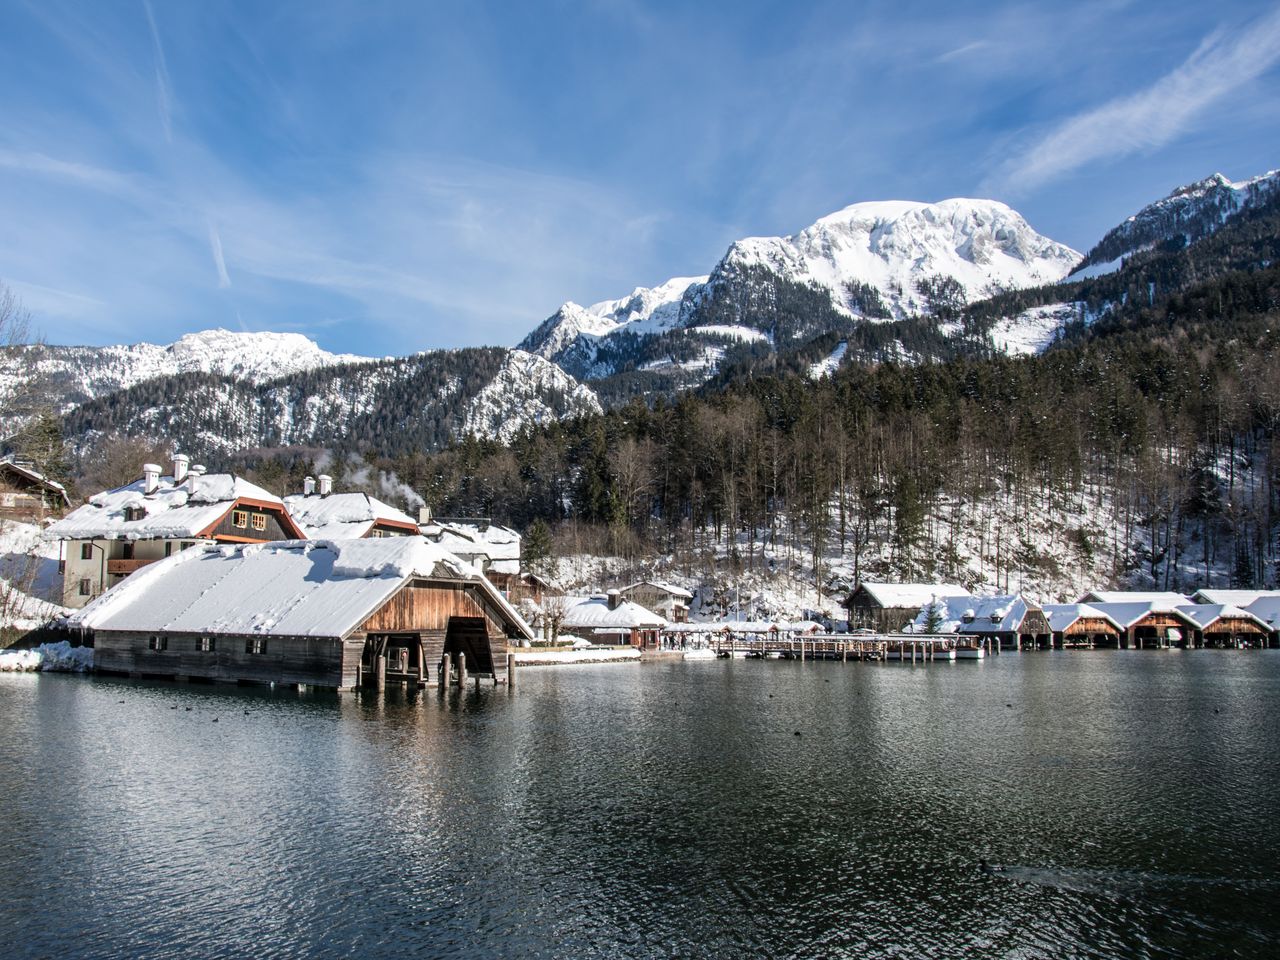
72,538,532,689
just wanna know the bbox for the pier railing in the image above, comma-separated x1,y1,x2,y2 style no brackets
709,633,983,661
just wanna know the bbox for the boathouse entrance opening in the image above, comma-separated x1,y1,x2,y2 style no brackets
362,633,426,686
444,616,494,676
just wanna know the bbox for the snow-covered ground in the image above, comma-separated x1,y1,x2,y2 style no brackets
809,341,848,378
0,641,93,672
0,520,68,630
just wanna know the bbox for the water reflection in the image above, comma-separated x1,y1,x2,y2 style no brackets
0,654,1277,958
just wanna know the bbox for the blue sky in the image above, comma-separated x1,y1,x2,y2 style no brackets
1,0,1278,356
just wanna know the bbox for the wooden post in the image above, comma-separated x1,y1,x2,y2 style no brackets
507,653,516,689
416,642,426,688
439,654,451,690
800,637,806,661
375,654,386,693
454,651,467,687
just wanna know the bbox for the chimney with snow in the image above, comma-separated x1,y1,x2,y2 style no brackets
607,589,620,611
142,463,162,495
188,463,205,495
317,474,332,497
172,453,189,485
303,476,316,496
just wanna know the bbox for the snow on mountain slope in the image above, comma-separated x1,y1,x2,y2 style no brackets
0,328,374,417
461,350,602,444
517,197,1079,383
1069,170,1280,278
703,198,1080,321
519,276,706,360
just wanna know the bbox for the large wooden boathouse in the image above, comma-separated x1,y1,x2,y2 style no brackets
70,538,532,690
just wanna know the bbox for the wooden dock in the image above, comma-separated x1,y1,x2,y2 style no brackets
709,633,997,663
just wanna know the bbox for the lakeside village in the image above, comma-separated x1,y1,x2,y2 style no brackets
1,452,1278,689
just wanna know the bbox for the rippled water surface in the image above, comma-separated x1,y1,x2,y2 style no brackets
2,652,1278,958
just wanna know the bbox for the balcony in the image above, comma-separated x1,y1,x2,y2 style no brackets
107,558,158,576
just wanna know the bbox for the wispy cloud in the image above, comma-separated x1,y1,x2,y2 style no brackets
207,222,230,288
994,8,1280,194
936,40,989,63
142,0,174,143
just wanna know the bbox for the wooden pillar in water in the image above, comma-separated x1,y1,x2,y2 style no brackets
416,642,426,688
375,654,387,693
507,653,517,689
439,655,451,690
454,651,467,687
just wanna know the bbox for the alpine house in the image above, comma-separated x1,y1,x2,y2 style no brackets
45,454,305,608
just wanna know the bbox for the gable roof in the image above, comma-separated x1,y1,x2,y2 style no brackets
1174,603,1269,632
1078,590,1190,607
1190,589,1280,607
0,459,70,506
70,537,532,640
1041,603,1123,633
45,471,300,541
908,594,1036,634
561,595,665,630
621,580,694,600
1244,596,1280,628
283,491,418,539
1087,601,1197,629
850,582,971,608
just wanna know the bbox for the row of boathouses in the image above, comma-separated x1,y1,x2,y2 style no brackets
846,582,1280,649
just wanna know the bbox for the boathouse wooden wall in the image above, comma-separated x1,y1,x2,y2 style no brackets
93,632,347,687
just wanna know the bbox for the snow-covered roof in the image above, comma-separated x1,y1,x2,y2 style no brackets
1244,596,1280,628
1078,590,1190,607
0,459,70,505
1087,601,1197,629
70,537,532,640
908,595,1034,634
1190,589,1280,607
283,492,417,540
1173,604,1268,632
1041,603,1122,633
44,472,290,541
437,522,521,562
850,582,971,608
561,595,665,630
622,580,694,600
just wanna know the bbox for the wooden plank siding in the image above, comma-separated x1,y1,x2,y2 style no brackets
94,631,347,687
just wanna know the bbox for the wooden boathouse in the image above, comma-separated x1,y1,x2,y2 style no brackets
844,581,971,633
70,538,532,690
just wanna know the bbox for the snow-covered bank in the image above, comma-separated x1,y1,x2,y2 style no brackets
0,641,93,673
511,647,641,666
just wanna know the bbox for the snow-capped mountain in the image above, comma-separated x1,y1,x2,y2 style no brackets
1068,169,1280,278
519,197,1079,382
519,276,706,368
0,328,374,416
704,198,1080,321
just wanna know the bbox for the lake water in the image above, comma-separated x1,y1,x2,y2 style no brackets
1,653,1278,959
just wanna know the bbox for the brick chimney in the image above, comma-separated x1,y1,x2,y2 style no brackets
607,589,620,611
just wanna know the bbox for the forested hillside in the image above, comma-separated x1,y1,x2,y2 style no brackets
360,254,1280,602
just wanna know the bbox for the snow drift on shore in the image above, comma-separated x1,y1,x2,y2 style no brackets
0,641,93,673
